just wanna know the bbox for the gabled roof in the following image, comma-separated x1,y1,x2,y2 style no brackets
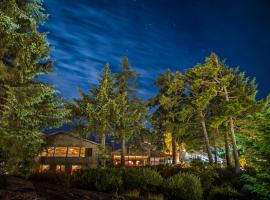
43,131,100,146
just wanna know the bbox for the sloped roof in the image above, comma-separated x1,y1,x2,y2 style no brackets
43,131,100,146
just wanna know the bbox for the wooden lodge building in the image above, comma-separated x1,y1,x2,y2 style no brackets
38,132,100,173
38,132,172,173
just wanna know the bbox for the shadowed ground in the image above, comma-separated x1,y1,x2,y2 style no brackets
0,176,113,200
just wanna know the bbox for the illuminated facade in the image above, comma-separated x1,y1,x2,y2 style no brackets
111,151,169,166
112,155,149,166
38,132,100,173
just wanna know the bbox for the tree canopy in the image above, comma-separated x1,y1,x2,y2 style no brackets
0,0,67,174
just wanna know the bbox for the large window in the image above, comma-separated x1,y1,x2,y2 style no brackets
40,147,87,157
54,147,67,157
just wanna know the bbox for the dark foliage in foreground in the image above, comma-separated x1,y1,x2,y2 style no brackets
30,162,270,200
0,174,7,189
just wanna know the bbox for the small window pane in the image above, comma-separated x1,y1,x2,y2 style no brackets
71,165,82,173
54,147,67,157
68,147,80,157
47,147,55,156
56,165,65,173
39,165,50,172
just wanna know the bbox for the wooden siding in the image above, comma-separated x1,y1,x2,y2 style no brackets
38,132,100,170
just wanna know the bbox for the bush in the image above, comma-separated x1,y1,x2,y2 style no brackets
190,164,219,195
31,168,123,192
94,168,123,192
71,168,123,192
30,172,71,187
70,169,96,190
123,168,163,193
122,168,141,190
190,159,205,168
153,165,184,178
241,173,270,200
208,185,242,200
215,167,243,191
138,168,163,193
163,173,203,200
215,167,235,183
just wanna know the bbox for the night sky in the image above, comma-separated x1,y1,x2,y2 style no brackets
41,0,270,100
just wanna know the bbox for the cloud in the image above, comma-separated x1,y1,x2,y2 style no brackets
41,0,270,100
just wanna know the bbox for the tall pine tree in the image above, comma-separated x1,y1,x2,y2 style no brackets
0,0,67,174
113,57,146,167
69,64,114,151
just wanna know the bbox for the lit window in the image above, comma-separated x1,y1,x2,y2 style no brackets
127,160,134,166
71,165,82,173
40,147,54,156
54,147,67,157
68,147,80,157
56,165,65,172
39,165,50,172
47,147,55,156
40,150,47,156
80,148,85,157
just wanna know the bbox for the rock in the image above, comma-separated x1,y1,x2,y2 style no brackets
0,176,113,200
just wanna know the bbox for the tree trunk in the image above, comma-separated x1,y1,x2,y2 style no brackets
199,111,213,163
176,149,180,164
101,134,106,150
99,134,106,168
213,132,218,165
214,128,221,165
121,138,126,168
229,117,241,173
214,146,218,164
172,136,177,164
224,87,240,173
127,143,130,155
224,131,231,168
181,149,186,162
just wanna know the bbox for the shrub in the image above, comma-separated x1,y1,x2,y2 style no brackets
123,168,163,193
153,165,184,178
241,173,270,200
70,169,97,190
215,167,235,183
30,172,71,187
163,173,203,200
71,168,123,192
215,167,243,191
190,159,205,169
138,168,163,193
207,185,242,200
122,168,141,190
94,168,123,192
190,164,219,195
